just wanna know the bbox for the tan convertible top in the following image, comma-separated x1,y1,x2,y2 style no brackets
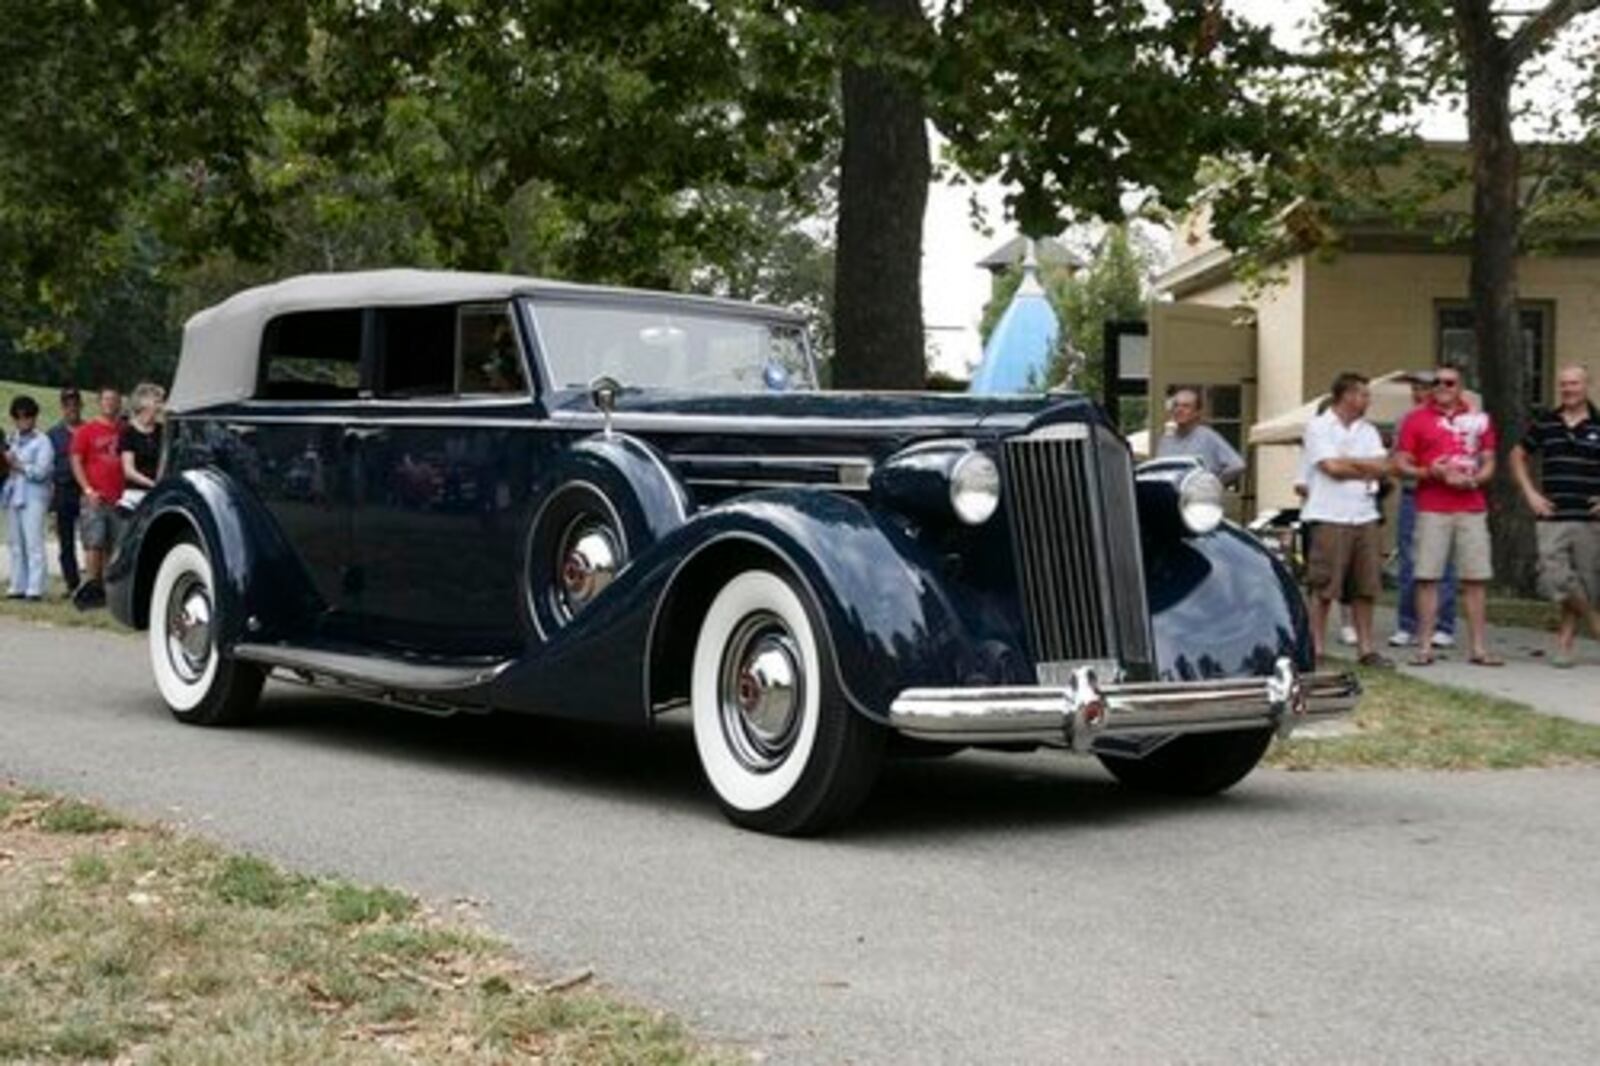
166,269,802,413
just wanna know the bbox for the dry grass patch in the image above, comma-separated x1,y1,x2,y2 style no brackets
0,577,123,632
0,785,723,1063
1268,667,1600,770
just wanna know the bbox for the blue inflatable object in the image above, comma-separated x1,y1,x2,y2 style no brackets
969,248,1061,395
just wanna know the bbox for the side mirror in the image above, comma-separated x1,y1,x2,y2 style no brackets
589,375,621,437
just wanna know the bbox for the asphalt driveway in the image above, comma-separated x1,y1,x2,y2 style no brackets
3,616,1597,1064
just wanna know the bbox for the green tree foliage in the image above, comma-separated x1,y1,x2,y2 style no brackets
1202,0,1600,593
0,0,838,387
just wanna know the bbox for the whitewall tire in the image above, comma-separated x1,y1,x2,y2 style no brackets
691,569,884,835
147,540,264,725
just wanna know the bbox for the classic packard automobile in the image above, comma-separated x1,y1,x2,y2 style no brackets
109,270,1358,834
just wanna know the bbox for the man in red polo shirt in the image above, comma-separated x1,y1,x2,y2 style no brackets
1394,367,1500,666
68,386,126,607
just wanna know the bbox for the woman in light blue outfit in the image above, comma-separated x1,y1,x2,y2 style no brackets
4,395,55,600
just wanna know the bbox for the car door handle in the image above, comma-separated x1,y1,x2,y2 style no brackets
343,427,387,444
222,422,256,440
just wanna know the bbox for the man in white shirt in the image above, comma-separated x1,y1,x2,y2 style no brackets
1302,372,1393,666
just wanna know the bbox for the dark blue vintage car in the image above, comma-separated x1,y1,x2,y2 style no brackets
109,270,1358,834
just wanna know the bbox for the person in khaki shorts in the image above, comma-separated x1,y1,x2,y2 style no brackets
1301,373,1392,666
1394,367,1500,665
1510,365,1600,667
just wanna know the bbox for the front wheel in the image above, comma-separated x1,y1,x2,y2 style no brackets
1096,728,1273,796
148,541,264,726
691,569,884,835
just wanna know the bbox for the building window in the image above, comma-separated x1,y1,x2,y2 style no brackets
1435,301,1552,408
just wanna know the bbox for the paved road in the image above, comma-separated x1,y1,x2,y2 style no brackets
4,617,1599,1064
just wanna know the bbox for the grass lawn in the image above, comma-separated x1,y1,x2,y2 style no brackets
1267,665,1600,770
0,785,719,1064
1,378,67,430
1376,587,1564,634
0,576,122,632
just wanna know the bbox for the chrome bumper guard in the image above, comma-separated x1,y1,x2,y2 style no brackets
889,657,1359,752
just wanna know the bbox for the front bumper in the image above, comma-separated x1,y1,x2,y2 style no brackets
889,657,1359,751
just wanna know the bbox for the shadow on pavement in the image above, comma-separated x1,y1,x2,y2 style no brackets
236,684,1305,840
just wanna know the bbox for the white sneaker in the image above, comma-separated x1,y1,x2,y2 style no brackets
1434,632,1456,648
1388,630,1415,647
1339,625,1358,646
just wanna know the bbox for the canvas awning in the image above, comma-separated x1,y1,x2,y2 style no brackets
1248,370,1480,445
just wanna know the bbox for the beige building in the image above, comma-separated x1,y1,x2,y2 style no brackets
1148,196,1600,516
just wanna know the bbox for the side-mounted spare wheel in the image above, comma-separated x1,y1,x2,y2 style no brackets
691,569,885,835
147,540,265,725
1095,727,1273,796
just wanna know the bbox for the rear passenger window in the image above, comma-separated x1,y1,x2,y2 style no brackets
374,305,457,397
259,310,363,400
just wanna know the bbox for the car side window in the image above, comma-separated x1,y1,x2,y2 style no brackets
259,309,363,400
373,305,456,398
457,304,526,395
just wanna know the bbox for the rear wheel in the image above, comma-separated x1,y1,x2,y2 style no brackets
691,570,884,835
147,541,264,726
1096,728,1273,796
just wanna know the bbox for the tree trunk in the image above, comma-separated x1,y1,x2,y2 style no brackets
1457,2,1537,594
828,0,930,390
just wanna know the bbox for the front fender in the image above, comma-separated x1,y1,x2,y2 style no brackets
488,489,1001,725
1144,523,1312,681
648,492,1010,722
106,468,318,644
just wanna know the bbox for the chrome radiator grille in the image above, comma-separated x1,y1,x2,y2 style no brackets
1001,424,1153,678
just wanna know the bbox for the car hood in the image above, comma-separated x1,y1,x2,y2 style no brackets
548,388,1099,438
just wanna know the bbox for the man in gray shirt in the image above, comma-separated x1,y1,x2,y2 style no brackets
1156,387,1246,485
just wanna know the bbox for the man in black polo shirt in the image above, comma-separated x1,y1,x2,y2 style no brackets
1511,364,1600,666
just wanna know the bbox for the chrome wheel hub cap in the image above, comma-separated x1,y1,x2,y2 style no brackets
719,612,804,772
555,520,620,622
165,575,213,683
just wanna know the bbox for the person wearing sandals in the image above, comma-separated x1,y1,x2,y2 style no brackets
1302,373,1393,667
1509,364,1600,668
1394,367,1501,666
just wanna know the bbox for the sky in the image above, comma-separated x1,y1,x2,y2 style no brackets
916,0,1587,378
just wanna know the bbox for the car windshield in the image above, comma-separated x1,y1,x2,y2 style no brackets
527,299,815,393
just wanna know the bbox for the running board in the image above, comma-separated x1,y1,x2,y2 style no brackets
232,642,510,715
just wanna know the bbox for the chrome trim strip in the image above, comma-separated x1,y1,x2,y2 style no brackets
887,658,1359,749
671,454,876,471
685,478,873,493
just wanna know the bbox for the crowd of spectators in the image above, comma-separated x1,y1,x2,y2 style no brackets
3,382,165,608
1299,364,1599,669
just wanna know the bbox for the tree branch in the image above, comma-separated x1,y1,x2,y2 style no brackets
1506,0,1600,69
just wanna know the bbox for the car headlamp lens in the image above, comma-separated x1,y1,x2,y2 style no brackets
1178,469,1224,535
949,451,1001,526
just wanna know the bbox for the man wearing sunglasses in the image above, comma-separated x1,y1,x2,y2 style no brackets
1394,368,1501,666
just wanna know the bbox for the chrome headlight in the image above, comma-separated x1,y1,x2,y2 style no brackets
949,451,1002,526
1178,468,1224,535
